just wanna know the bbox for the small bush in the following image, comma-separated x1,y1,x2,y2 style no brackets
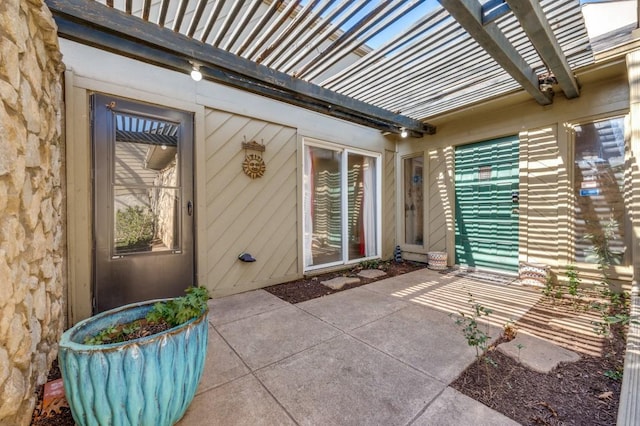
115,205,155,249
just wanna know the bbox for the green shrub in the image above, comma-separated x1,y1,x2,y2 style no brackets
115,205,155,249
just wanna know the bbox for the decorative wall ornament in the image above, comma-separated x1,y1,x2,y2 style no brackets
242,136,266,179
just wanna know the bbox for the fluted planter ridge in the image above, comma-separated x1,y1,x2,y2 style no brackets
58,299,208,426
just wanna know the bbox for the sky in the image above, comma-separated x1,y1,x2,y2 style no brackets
296,0,620,50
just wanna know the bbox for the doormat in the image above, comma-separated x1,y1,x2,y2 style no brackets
439,268,518,286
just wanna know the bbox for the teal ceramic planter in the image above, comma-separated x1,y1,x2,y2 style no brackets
59,299,208,426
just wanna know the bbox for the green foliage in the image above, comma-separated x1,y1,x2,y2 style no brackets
84,287,210,345
115,206,155,249
451,293,494,361
515,343,524,362
358,259,381,270
566,264,581,298
604,368,623,381
584,219,634,341
84,324,119,345
146,286,210,327
541,275,553,298
451,293,497,395
584,218,618,278
542,275,563,302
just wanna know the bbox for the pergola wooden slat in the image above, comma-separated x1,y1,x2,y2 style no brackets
45,0,435,136
45,0,594,133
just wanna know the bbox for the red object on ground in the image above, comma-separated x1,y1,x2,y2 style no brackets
42,378,68,415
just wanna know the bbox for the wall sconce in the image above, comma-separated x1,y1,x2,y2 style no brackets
400,128,408,138
190,63,202,82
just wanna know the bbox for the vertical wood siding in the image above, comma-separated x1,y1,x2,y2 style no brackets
519,126,560,268
383,149,396,258
204,109,298,297
428,147,449,252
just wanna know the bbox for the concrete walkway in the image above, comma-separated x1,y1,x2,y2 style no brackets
178,268,545,426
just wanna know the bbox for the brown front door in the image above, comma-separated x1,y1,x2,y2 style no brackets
92,94,195,313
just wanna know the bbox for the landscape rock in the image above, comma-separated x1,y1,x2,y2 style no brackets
358,269,388,279
498,333,580,373
321,276,361,290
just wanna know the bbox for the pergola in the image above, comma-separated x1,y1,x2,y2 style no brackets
45,0,593,137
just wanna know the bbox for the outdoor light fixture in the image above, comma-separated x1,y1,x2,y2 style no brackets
400,128,408,138
190,64,202,81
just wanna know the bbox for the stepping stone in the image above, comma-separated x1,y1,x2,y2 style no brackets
322,276,360,290
498,333,580,373
358,269,387,279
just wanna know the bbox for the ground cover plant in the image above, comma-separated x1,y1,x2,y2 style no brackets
83,286,209,345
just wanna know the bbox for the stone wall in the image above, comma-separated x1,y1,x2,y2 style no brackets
0,0,66,424
152,158,178,249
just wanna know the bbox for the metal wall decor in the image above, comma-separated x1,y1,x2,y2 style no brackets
241,136,266,179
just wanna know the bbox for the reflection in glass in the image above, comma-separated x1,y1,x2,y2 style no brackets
305,146,343,266
348,153,377,261
404,156,424,245
112,113,180,255
574,117,627,265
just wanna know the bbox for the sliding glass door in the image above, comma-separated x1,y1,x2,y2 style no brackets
303,143,380,270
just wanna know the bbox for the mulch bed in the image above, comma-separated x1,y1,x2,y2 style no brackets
32,262,627,425
263,260,427,303
451,298,626,426
31,359,74,426
452,341,623,425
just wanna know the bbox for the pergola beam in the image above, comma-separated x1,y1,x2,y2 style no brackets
439,0,552,105
505,0,580,98
45,0,435,136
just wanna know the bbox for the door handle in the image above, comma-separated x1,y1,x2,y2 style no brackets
187,200,193,216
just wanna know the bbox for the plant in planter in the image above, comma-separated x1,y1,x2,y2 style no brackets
59,287,210,426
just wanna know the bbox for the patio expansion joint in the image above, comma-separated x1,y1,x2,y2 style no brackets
209,302,292,327
204,320,316,425
250,371,302,426
294,297,466,385
344,314,451,385
404,386,449,426
293,292,412,332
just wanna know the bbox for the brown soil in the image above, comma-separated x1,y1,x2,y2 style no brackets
451,297,626,426
32,263,627,425
264,260,427,303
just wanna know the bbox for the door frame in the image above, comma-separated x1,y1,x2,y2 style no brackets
64,71,207,325
91,93,196,313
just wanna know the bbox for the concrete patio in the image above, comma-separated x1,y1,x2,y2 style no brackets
178,268,546,426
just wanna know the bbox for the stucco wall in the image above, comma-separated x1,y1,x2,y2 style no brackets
0,0,66,424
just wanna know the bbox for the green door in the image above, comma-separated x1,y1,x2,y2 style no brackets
455,136,519,272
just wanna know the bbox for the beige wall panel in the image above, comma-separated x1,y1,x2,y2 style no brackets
66,82,93,323
204,109,298,297
428,148,449,252
383,149,397,258
519,126,560,268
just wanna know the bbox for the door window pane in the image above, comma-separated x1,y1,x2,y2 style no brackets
305,146,343,266
348,154,377,261
404,156,424,246
574,117,627,265
113,113,180,255
303,144,379,269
